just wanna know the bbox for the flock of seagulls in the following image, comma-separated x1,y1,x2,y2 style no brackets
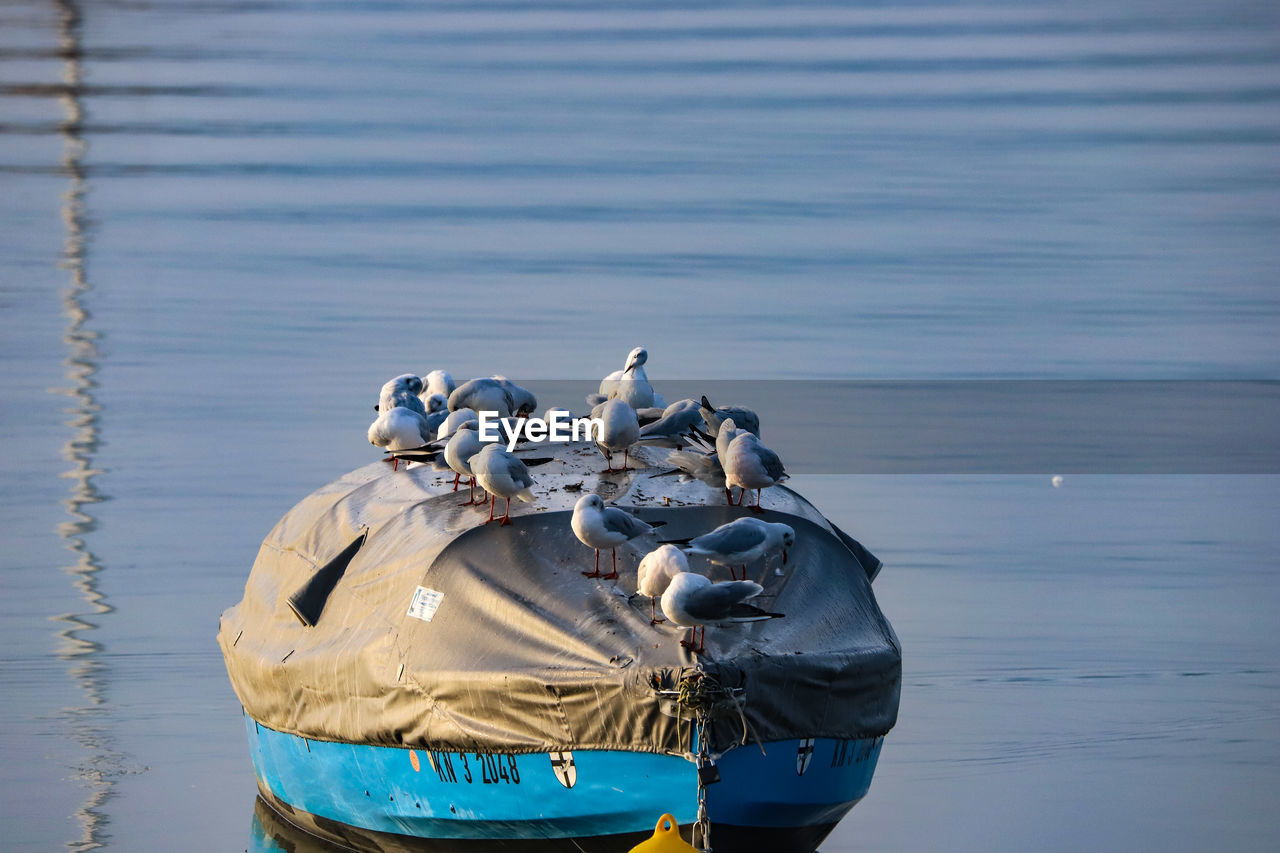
365,348,792,654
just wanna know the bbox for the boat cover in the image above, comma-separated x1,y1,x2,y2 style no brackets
218,441,900,757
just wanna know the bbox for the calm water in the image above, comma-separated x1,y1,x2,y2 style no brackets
2,0,1278,850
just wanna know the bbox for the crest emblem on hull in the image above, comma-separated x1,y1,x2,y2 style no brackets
796,738,816,776
549,751,577,788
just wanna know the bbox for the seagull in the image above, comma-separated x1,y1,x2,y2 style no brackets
714,417,747,463
652,449,728,494
491,376,537,418
700,395,760,438
586,370,623,407
376,374,427,415
680,517,795,580
449,377,515,418
637,399,706,449
470,444,536,525
421,392,450,435
423,369,455,400
660,572,784,654
610,346,656,409
636,544,688,624
443,420,486,503
591,398,640,473
368,406,438,469
437,407,479,440
571,494,659,580
722,431,789,512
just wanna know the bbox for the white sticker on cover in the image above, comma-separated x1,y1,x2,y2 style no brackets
407,587,444,622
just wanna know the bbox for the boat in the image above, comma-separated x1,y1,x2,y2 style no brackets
218,437,900,852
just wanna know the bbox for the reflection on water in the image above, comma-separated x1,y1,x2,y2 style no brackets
250,798,344,853
47,1,118,849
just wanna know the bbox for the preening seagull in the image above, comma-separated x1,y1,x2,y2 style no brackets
449,377,515,418
722,431,788,512
571,494,658,580
422,369,455,400
591,398,640,473
437,407,479,440
681,517,795,580
376,374,427,415
491,376,538,417
610,346,656,409
636,544,688,624
421,392,450,435
660,571,784,654
368,406,436,452
470,443,536,526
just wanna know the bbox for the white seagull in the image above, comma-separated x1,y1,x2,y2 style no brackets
682,517,795,580
660,572,784,654
422,369,455,400
436,407,479,440
571,494,658,580
377,374,427,415
610,346,656,409
449,377,515,418
636,544,688,624
722,431,788,512
368,406,436,451
591,398,640,473
443,420,486,504
491,376,537,418
470,444,536,525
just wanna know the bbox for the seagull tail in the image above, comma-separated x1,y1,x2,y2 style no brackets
513,488,536,503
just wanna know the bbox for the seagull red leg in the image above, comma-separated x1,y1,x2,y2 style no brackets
499,497,512,526
583,549,602,578
603,548,618,580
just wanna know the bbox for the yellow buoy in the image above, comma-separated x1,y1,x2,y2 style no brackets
627,814,699,853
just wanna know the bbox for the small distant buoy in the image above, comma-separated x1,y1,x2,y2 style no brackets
627,814,698,853
1051,475,1064,488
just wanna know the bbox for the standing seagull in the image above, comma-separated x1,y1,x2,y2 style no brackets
611,346,656,409
722,431,789,512
591,398,640,473
636,544,688,624
681,517,795,580
470,444,536,525
368,406,436,454
443,420,485,504
660,572,784,653
571,494,658,580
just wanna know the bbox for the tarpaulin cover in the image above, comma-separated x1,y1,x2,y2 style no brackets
218,441,900,757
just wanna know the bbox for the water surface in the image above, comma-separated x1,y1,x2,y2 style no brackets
1,0,1278,850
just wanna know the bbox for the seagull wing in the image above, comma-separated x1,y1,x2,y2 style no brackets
600,506,653,540
688,522,767,556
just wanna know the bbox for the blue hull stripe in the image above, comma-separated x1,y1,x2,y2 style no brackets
246,717,884,841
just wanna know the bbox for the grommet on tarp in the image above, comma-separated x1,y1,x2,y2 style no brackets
287,528,367,627
627,813,698,853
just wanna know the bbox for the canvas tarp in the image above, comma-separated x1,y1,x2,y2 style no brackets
218,442,900,758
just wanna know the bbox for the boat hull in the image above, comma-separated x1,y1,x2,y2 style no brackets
246,716,885,852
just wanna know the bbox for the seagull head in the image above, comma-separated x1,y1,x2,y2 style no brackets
624,347,648,374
